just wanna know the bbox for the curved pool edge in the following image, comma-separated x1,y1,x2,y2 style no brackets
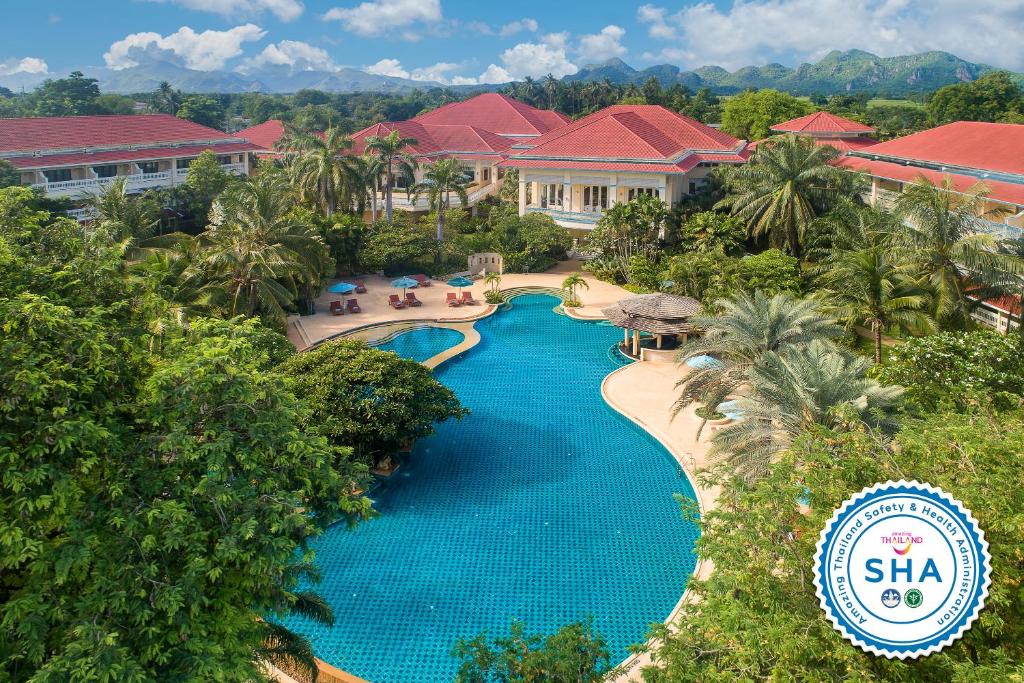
599,363,715,681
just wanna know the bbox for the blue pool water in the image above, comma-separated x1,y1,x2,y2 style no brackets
718,400,745,421
281,294,700,682
685,354,723,370
372,326,464,363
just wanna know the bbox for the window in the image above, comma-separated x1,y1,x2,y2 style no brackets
176,158,195,170
582,185,608,212
482,168,491,182
43,168,72,183
216,155,233,165
93,165,118,178
688,181,697,195
628,187,660,201
539,183,563,209
138,161,159,175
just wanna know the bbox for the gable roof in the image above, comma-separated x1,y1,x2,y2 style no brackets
511,105,744,161
233,119,285,151
411,93,569,137
348,120,513,161
771,111,875,135
0,114,235,155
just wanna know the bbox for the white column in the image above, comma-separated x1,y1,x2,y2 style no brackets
518,178,527,217
563,173,571,211
608,174,618,209
870,179,878,207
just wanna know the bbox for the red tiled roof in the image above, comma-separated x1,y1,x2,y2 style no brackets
838,156,1024,206
233,119,284,151
411,93,569,137
512,105,744,161
348,120,512,159
6,141,263,170
500,151,748,174
978,293,1021,316
750,135,878,153
0,114,234,154
771,111,875,134
850,121,1024,176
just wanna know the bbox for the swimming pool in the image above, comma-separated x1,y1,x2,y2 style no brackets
281,294,700,682
372,326,464,363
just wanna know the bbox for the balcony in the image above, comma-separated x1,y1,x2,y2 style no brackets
31,163,247,199
526,206,602,228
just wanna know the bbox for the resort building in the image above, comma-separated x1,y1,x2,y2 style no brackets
762,111,877,153
839,121,1024,240
0,114,261,218
501,104,750,234
233,119,286,159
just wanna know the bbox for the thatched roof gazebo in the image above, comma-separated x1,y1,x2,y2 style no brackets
602,293,701,357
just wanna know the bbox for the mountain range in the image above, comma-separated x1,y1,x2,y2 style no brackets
0,49,1016,96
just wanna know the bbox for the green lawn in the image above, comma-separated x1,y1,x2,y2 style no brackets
867,98,925,109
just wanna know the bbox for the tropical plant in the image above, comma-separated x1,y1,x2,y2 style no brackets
484,272,503,303
286,127,353,217
892,176,1024,327
733,248,802,296
674,291,843,418
678,210,746,255
84,177,166,261
364,129,418,223
412,158,470,264
718,135,850,257
711,340,903,480
347,153,384,223
817,244,934,362
561,272,588,307
586,194,666,280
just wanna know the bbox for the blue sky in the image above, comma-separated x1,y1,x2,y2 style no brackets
2,0,1023,85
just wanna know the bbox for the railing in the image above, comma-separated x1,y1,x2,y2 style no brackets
526,206,601,225
31,163,248,198
872,188,900,210
975,218,1024,240
66,207,97,222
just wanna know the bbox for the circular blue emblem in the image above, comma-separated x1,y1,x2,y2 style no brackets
813,481,991,659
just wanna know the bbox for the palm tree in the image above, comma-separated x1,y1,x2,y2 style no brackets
893,176,1024,327
364,130,418,223
561,273,588,307
85,177,165,261
346,154,384,223
197,172,328,324
411,158,469,265
484,272,502,299
711,341,903,481
286,127,352,217
718,135,850,257
817,245,934,363
674,291,843,419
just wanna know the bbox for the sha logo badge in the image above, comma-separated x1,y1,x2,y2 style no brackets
813,481,991,659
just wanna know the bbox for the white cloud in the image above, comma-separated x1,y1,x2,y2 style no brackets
147,0,304,22
0,57,49,76
499,18,538,37
323,0,441,37
576,25,626,63
104,24,266,71
410,61,461,83
478,33,578,83
638,0,1024,71
365,58,409,79
237,40,338,73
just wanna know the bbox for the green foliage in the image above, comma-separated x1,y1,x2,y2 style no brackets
32,71,103,116
184,149,232,225
864,103,930,139
586,195,666,281
720,89,814,140
677,211,746,255
453,619,616,683
927,71,1024,125
483,208,571,273
358,220,436,274
643,409,1024,682
626,254,662,291
0,160,20,189
277,339,468,467
176,94,226,129
733,248,802,295
663,250,735,304
873,331,1024,411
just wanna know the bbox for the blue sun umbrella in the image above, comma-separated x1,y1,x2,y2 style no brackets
446,276,474,294
327,281,357,294
390,276,419,296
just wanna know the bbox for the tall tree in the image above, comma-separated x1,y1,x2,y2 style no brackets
346,153,384,223
176,95,225,129
151,81,183,115
286,127,353,218
412,158,469,262
33,71,102,116
720,89,814,140
364,130,418,223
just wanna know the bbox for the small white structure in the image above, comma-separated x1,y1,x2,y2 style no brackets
469,253,503,275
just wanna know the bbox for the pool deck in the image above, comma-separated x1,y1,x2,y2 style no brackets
281,262,721,683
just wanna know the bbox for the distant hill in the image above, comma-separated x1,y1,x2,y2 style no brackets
565,50,1011,96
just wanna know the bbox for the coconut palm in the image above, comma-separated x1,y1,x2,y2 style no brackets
711,340,903,481
412,158,469,266
718,135,851,257
561,273,588,306
484,272,502,298
364,130,418,223
674,291,843,418
286,127,352,217
261,564,335,682
893,176,1024,327
346,154,384,223
84,177,163,259
817,245,934,363
196,172,328,323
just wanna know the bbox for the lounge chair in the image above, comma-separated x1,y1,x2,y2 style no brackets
354,279,367,294
388,294,406,309
329,300,345,315
446,292,461,307
411,274,431,287
405,292,423,307
346,298,361,313
461,291,478,305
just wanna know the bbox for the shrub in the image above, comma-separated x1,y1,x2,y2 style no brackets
678,211,746,255
734,248,802,295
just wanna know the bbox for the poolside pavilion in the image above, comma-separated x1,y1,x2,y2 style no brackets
602,293,701,357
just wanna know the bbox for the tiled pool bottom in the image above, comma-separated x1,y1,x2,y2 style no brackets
280,294,700,682
371,326,465,363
